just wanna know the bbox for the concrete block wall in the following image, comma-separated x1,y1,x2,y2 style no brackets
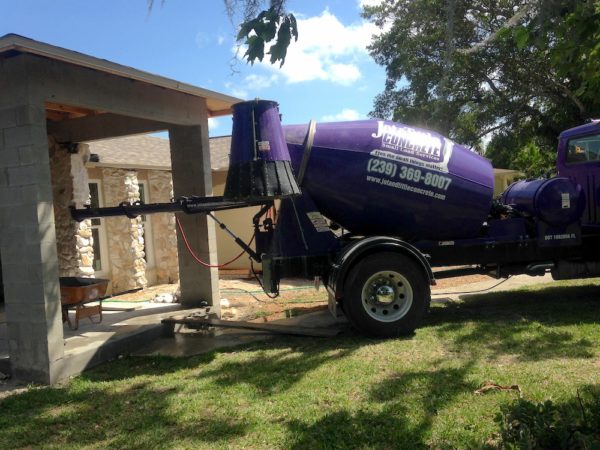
0,100,64,384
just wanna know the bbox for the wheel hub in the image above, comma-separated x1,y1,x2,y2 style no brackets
375,285,395,305
361,270,413,322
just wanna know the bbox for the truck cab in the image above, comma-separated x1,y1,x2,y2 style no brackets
557,120,600,228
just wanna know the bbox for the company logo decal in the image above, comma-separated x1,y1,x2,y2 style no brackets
371,121,453,173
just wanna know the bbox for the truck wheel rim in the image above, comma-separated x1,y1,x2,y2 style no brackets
361,270,413,322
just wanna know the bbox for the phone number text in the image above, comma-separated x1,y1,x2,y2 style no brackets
367,158,452,191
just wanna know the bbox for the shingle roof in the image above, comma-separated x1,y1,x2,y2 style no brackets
86,134,232,172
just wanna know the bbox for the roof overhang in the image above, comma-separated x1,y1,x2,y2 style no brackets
0,33,242,117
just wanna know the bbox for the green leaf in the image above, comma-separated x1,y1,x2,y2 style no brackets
513,26,529,50
244,35,265,64
236,8,298,66
268,16,293,66
289,14,298,41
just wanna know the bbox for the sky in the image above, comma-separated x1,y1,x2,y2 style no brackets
1,0,386,137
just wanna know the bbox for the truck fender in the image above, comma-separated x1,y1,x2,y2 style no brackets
328,236,434,300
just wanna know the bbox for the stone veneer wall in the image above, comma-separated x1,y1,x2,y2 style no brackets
102,168,147,292
148,170,179,283
48,137,94,277
49,143,179,288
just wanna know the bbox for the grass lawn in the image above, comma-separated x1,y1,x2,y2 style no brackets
2,278,600,449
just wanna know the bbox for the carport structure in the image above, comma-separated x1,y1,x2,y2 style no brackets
0,34,240,383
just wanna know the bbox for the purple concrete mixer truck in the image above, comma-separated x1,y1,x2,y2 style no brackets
72,100,600,338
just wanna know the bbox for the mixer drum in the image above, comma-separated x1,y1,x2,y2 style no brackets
283,120,495,240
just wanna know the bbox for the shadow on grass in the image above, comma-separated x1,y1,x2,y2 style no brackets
285,406,429,450
82,336,362,394
284,362,477,449
191,337,359,395
0,337,365,448
81,351,216,382
425,284,600,361
370,362,476,446
0,380,247,449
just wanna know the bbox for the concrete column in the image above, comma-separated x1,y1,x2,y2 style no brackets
169,118,220,314
0,99,64,384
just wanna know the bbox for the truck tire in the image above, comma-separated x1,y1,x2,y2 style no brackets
343,252,430,338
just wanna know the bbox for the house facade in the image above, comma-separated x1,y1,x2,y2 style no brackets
493,168,522,196
52,134,256,295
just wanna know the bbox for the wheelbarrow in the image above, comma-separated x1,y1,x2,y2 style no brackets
59,277,109,330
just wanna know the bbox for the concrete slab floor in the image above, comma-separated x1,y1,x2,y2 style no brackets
0,301,188,383
2,302,181,359
61,302,183,355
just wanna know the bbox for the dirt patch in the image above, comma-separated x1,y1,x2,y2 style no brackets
220,278,328,322
105,267,494,322
432,273,495,291
219,270,496,320
104,278,328,322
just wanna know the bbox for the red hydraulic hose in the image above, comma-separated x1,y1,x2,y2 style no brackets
175,216,255,268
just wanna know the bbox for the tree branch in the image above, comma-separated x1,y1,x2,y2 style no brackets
551,79,586,116
482,73,504,98
476,120,510,140
457,2,535,55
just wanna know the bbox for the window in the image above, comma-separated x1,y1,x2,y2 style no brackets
566,134,600,164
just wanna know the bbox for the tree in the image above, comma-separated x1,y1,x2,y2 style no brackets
147,0,297,66
511,141,556,178
363,0,600,168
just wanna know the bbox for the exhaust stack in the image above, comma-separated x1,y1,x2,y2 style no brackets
224,99,300,201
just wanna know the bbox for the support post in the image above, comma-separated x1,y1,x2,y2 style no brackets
0,65,64,383
169,114,220,314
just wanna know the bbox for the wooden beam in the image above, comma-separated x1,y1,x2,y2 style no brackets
45,109,70,122
45,101,100,119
